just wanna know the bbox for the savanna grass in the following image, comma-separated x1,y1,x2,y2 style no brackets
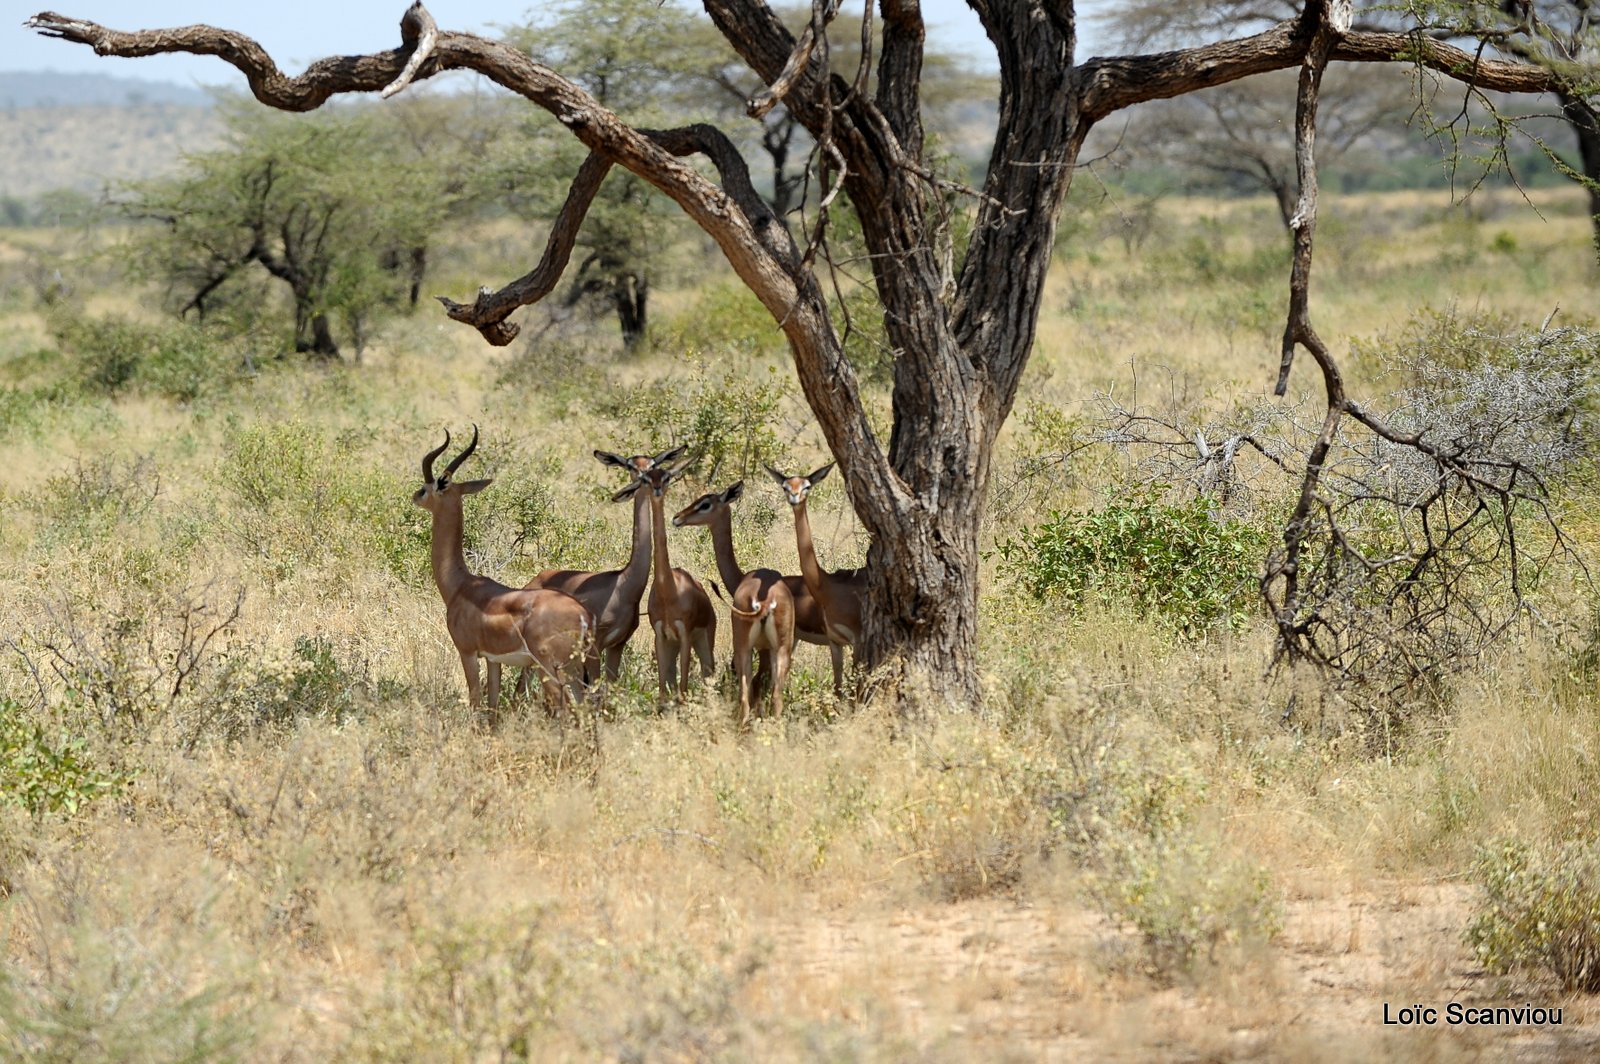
0,184,1595,1057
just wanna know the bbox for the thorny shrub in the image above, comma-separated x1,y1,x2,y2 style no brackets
1272,317,1597,715
996,489,1272,637
0,698,128,817
1469,838,1600,992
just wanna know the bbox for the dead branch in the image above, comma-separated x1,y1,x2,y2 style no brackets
380,0,438,99
747,0,840,118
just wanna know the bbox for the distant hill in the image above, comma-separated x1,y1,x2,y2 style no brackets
0,71,213,108
0,72,220,201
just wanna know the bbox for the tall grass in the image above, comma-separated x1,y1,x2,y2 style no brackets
0,185,1595,1058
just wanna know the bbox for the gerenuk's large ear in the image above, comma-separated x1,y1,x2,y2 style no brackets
594,450,631,469
765,464,790,486
806,462,835,485
456,478,493,496
652,443,687,468
612,479,644,502
722,481,745,504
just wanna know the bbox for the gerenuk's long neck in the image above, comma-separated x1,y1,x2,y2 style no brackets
429,499,472,604
615,486,653,602
648,488,674,594
707,506,743,593
792,499,825,602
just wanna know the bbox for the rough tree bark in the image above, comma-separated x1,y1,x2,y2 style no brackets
27,1,1583,708
1559,92,1600,251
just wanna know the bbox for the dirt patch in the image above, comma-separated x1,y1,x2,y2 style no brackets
757,883,1600,1061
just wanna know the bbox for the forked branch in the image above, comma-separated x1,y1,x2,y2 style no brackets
438,150,613,345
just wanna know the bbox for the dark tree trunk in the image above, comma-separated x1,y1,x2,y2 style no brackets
292,297,340,359
762,116,802,217
1560,93,1600,255
407,245,427,307
614,271,648,350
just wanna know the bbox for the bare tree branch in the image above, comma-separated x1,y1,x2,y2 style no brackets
381,0,438,99
1075,22,1568,121
438,150,612,345
747,0,838,118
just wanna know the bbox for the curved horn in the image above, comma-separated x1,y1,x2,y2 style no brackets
442,423,479,480
421,429,451,482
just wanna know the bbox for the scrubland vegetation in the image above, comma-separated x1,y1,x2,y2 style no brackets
1,184,1598,1059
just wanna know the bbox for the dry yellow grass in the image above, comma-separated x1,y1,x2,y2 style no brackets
0,186,1596,1059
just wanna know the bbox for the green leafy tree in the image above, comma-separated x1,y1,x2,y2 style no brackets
123,97,481,359
497,0,703,349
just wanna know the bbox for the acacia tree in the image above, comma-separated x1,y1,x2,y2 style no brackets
1119,67,1411,229
496,0,698,348
125,100,470,358
493,0,986,348
30,0,1590,706
1108,0,1600,248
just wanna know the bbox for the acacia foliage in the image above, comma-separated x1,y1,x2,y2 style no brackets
122,97,486,358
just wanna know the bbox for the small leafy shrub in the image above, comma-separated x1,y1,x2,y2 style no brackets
0,923,253,1060
895,723,1068,900
22,585,244,741
494,338,610,416
353,914,762,1061
217,420,414,576
1094,827,1281,979
1054,737,1280,979
1468,838,1600,992
598,356,786,484
997,489,1271,636
50,313,234,401
0,699,127,817
195,636,397,742
28,455,160,548
354,916,570,1059
660,281,786,356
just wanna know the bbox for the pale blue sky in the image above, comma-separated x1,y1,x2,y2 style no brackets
9,1,1028,86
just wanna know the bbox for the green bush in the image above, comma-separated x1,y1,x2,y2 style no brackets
0,699,127,817
207,636,395,739
50,313,234,401
1095,827,1281,978
216,419,417,577
659,281,785,356
1468,838,1600,992
28,455,160,549
598,356,786,484
996,490,1271,636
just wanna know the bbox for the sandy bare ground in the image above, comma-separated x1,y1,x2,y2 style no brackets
752,883,1600,1062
